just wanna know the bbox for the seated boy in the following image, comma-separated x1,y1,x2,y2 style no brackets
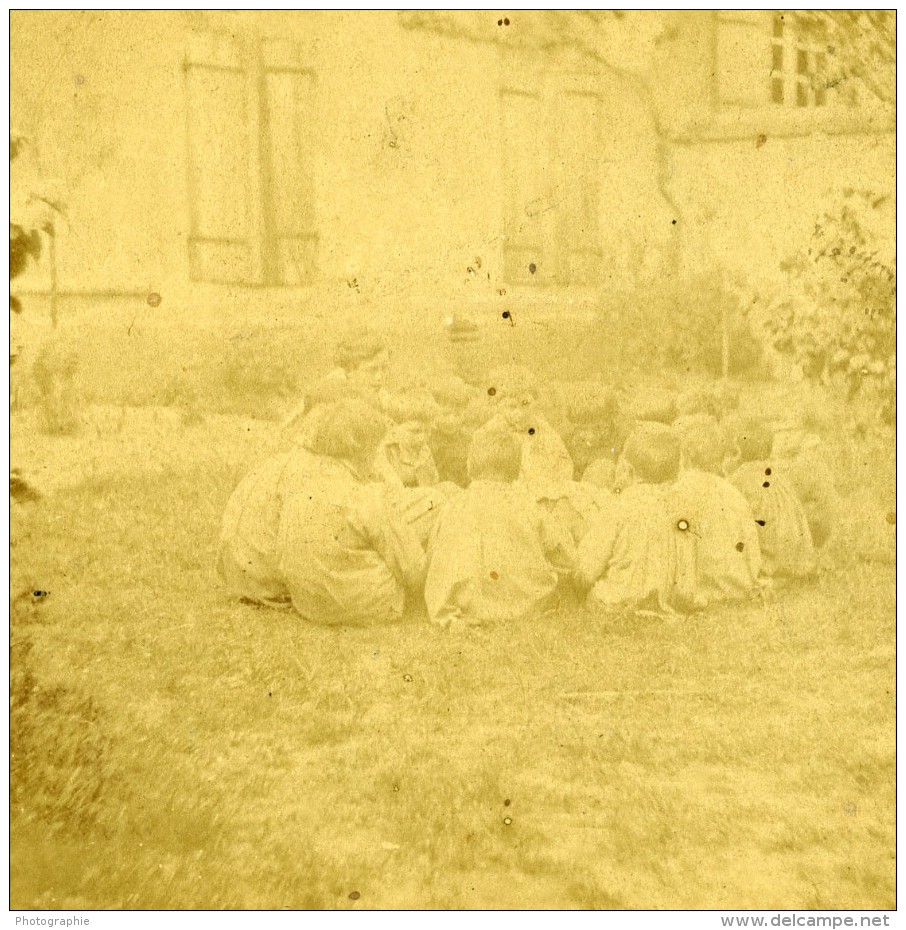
427,374,490,488
728,420,816,581
772,414,838,550
577,423,687,613
216,450,300,607
277,401,427,626
564,381,630,489
217,399,384,608
475,364,575,488
424,429,576,628
670,414,761,609
374,388,441,488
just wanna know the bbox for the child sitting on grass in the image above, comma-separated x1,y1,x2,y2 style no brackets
427,374,490,488
728,420,816,582
424,428,576,629
670,414,761,609
564,381,630,489
578,423,687,613
772,411,838,550
278,400,427,626
374,388,441,488
282,329,390,447
475,365,575,488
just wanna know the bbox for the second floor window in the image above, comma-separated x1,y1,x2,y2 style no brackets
770,13,827,107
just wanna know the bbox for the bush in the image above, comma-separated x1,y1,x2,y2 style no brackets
760,190,895,424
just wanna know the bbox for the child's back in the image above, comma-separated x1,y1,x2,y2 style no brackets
425,479,572,626
729,460,815,580
279,472,426,626
670,469,761,607
579,482,678,611
217,447,332,606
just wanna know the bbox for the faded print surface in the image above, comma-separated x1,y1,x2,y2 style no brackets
10,11,895,910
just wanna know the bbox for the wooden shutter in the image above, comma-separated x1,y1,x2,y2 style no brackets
557,91,602,284
184,32,255,283
500,88,550,285
261,39,317,285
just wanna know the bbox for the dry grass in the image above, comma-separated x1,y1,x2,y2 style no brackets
10,404,895,910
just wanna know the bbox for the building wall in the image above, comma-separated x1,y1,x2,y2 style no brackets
11,11,893,321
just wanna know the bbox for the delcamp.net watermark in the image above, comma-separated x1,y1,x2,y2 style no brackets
720,916,890,928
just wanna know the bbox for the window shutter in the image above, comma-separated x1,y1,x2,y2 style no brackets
500,88,549,284
557,91,602,284
184,33,255,283
261,39,317,284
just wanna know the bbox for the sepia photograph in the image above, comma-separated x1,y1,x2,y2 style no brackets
9,9,896,912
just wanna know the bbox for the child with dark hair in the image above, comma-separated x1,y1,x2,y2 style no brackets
669,414,761,608
727,419,815,581
564,381,630,489
219,400,426,626
578,423,687,612
424,428,575,628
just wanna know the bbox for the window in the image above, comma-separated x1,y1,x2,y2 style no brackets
715,11,855,113
183,32,317,285
500,78,602,286
770,13,827,108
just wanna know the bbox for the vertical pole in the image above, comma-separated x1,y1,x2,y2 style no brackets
254,34,279,286
721,296,730,398
48,223,58,328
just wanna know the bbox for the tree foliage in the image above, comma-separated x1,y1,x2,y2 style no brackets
762,191,895,422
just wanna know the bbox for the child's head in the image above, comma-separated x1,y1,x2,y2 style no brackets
429,374,472,411
487,364,539,430
334,330,389,393
382,389,440,453
616,423,681,488
307,399,387,469
467,428,522,484
734,420,774,463
566,382,621,472
676,387,720,420
674,414,725,475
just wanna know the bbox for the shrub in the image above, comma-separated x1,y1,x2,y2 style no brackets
760,190,895,425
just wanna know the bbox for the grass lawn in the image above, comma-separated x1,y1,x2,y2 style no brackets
10,406,895,910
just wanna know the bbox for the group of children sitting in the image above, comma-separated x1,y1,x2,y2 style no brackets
217,331,836,629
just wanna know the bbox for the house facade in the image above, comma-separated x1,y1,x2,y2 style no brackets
10,10,894,321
